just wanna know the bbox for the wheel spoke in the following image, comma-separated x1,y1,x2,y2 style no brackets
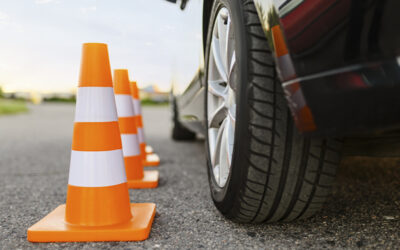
221,119,230,170
208,128,218,166
226,17,234,70
208,80,226,98
211,36,227,82
228,103,236,126
218,118,232,186
208,103,227,128
227,51,237,91
217,9,228,72
212,119,226,167
226,114,235,150
213,164,220,183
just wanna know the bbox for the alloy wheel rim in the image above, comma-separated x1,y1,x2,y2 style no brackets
207,7,236,188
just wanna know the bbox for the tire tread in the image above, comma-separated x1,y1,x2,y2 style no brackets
227,0,342,223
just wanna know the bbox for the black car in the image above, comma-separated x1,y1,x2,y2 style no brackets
169,0,400,223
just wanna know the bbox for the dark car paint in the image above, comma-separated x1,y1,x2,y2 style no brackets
175,0,400,136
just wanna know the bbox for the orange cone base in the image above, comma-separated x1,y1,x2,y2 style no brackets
143,153,160,167
27,203,156,242
145,145,154,154
127,170,159,189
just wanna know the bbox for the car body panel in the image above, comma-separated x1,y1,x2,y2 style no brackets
255,0,400,79
254,0,400,135
175,69,205,134
174,0,400,136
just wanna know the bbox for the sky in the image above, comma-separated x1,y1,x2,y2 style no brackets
0,0,203,93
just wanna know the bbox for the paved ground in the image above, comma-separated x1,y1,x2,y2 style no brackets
0,104,399,249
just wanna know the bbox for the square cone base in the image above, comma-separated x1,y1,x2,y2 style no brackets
127,170,159,189
143,153,160,167
27,203,156,242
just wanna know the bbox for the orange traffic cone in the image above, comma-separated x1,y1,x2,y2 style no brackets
114,69,159,188
130,81,160,166
27,43,156,242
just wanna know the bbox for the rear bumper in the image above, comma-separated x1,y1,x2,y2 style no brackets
283,57,400,136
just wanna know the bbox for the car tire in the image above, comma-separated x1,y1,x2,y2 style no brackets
204,0,342,223
171,97,196,141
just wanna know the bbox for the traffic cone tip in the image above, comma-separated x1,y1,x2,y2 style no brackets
79,43,113,87
114,69,131,94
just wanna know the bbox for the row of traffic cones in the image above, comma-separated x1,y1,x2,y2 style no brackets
114,69,159,188
27,43,160,242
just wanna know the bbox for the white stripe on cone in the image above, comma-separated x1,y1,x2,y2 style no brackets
137,127,144,144
115,95,136,117
121,134,141,157
133,99,141,115
75,87,118,122
68,149,127,187
115,93,139,158
276,53,296,80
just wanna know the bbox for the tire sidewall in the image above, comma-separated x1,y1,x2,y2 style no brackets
204,0,251,216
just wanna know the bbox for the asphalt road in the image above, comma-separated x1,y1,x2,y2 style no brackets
0,104,399,249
